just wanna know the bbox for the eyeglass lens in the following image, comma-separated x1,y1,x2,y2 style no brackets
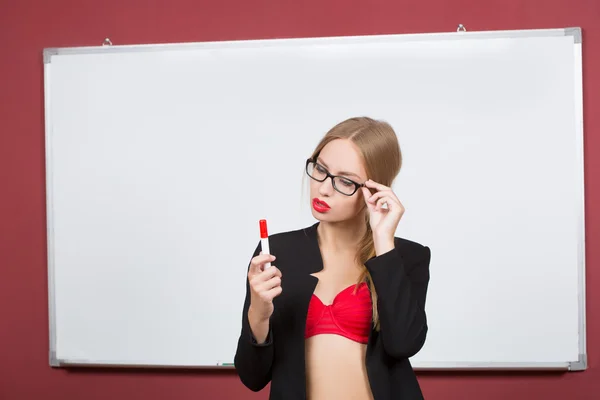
307,161,358,195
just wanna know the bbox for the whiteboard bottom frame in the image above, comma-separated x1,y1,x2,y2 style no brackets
50,353,587,371
413,356,587,371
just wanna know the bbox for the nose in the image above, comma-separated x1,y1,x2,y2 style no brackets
318,177,334,196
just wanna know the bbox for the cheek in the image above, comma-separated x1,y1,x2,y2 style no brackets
339,195,364,214
309,180,319,196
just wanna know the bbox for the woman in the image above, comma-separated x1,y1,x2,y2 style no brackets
234,117,431,400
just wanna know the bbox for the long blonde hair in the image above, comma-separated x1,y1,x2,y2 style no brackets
309,117,402,330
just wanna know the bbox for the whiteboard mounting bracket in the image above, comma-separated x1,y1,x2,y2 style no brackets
564,27,582,43
43,48,58,64
568,354,587,371
50,350,60,367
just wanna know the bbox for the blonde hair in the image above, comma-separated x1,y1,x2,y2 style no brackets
309,117,402,330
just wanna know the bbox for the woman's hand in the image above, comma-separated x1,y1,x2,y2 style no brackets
247,253,282,322
361,180,405,255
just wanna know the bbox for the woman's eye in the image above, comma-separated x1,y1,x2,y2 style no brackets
316,165,327,174
339,179,354,187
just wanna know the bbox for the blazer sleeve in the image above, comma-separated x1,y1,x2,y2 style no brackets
233,242,274,392
365,241,431,359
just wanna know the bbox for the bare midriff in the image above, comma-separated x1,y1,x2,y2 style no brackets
305,334,374,400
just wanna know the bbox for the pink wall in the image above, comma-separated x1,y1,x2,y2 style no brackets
1,0,598,398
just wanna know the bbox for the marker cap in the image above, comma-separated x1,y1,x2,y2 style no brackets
259,219,268,238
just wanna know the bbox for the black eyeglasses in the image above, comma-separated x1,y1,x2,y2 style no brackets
305,159,365,196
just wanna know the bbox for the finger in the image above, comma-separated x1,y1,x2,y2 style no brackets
375,196,391,212
258,266,282,281
361,187,375,209
249,254,276,275
375,195,398,211
376,196,405,212
364,179,391,192
250,266,281,287
262,285,283,302
255,276,282,299
367,189,395,204
253,254,275,267
259,276,282,292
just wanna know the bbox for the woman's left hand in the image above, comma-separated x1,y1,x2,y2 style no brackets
361,180,405,242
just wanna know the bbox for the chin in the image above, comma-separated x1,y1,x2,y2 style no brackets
310,209,328,221
310,208,331,221
310,209,350,224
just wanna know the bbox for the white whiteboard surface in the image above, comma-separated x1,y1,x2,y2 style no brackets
43,27,586,370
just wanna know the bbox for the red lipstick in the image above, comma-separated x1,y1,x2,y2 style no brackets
312,198,331,213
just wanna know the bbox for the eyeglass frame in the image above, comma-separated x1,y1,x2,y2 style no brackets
305,158,365,196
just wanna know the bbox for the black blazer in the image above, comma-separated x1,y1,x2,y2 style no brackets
234,222,431,400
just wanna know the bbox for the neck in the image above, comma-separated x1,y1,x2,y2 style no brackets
316,215,367,252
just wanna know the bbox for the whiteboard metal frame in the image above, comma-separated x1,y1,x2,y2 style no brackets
43,27,582,63
44,60,60,368
43,27,586,371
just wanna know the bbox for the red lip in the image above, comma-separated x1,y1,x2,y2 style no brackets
312,198,331,213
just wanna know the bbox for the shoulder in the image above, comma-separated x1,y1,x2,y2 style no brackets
393,236,431,266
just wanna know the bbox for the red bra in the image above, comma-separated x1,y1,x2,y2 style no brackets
305,282,372,344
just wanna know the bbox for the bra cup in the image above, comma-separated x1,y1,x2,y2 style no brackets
305,282,372,343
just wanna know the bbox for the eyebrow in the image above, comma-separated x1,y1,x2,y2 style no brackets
317,157,362,180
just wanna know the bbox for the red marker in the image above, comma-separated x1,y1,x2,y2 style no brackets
259,219,271,269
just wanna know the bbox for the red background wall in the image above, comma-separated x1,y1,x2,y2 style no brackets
1,0,598,398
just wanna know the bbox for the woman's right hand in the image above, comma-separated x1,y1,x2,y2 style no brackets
247,253,282,322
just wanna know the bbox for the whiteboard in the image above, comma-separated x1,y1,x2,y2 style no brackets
43,27,586,370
